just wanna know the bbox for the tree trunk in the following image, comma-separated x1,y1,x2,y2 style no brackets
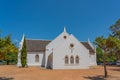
6,60,9,65
103,52,108,78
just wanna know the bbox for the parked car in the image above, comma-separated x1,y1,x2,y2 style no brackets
97,62,116,65
0,60,6,65
116,60,120,66
106,62,116,65
97,62,103,65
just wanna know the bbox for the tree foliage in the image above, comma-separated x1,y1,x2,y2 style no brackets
21,37,27,67
109,19,120,59
0,34,18,64
95,36,120,62
96,47,103,62
110,19,120,39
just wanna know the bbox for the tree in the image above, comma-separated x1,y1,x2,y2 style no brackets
4,44,18,64
110,19,120,39
2,35,18,64
94,36,108,77
94,36,117,78
0,34,18,64
21,37,27,67
94,18,120,78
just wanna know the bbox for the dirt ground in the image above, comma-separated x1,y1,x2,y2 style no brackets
0,65,120,80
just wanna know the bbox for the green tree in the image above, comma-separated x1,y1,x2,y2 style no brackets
2,35,18,64
0,34,18,64
110,19,120,39
94,36,108,77
0,38,4,60
96,47,103,62
21,37,27,67
94,36,117,78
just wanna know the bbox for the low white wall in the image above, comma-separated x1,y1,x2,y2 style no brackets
27,52,45,66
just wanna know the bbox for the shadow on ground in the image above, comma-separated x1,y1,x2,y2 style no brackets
0,77,14,80
84,75,106,80
109,68,120,72
84,75,120,80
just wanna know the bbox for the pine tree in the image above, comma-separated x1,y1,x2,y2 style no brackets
21,37,27,67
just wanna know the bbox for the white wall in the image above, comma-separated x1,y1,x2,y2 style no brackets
52,34,90,69
45,31,70,68
27,52,45,66
89,53,97,66
17,51,21,66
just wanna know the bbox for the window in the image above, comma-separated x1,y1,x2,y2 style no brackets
70,43,74,48
76,56,79,64
70,43,74,53
70,56,74,64
35,54,39,62
64,36,67,39
65,55,69,64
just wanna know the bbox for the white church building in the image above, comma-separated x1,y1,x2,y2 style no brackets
17,28,97,69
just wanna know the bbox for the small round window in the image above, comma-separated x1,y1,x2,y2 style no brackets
63,36,67,39
70,43,74,48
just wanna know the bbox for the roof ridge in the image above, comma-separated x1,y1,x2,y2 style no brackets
26,38,51,41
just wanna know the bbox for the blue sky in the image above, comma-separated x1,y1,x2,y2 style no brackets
0,0,120,43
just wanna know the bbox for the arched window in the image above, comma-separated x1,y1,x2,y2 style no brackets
70,56,74,64
76,56,79,64
65,55,69,64
35,54,39,62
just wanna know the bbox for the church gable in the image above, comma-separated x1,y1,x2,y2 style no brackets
46,28,70,50
52,34,91,69
46,30,90,56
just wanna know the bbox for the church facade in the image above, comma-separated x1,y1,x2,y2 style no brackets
17,28,97,69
